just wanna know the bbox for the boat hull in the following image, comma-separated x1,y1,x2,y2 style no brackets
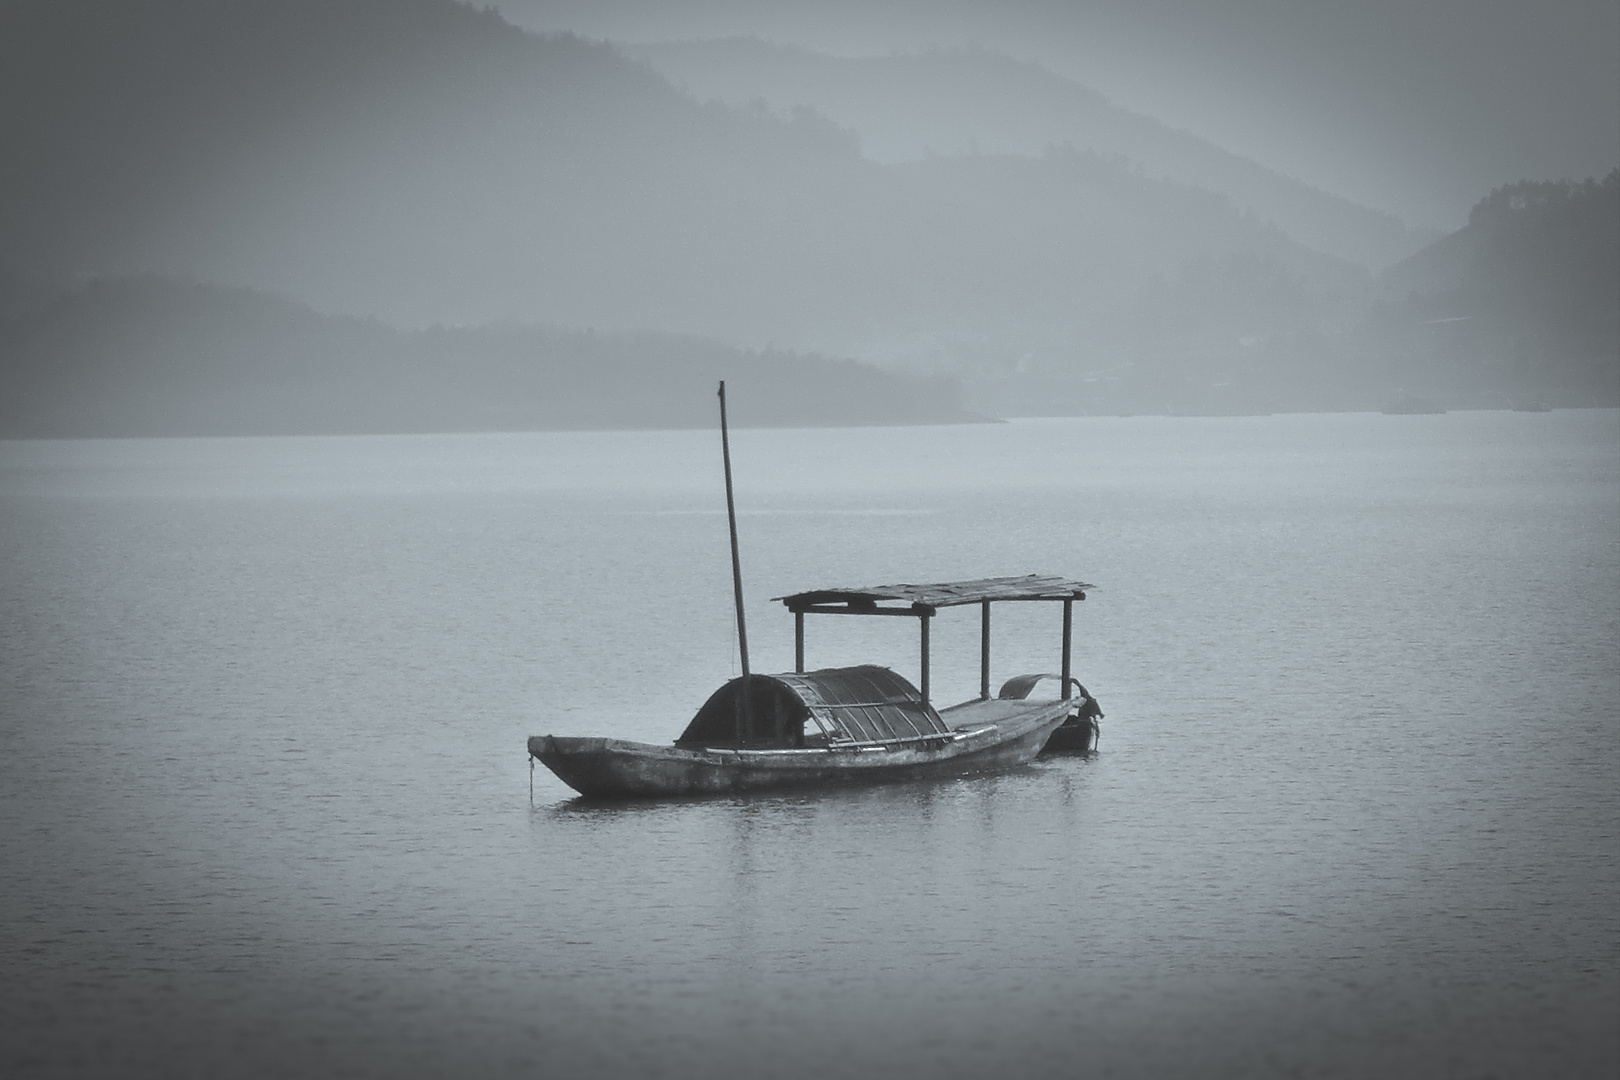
530,699,1069,798
1040,717,1097,754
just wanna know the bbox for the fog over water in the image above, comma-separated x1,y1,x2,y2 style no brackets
1,3,1617,1077
499,0,1620,230
2,0,1615,425
1,413,1616,1078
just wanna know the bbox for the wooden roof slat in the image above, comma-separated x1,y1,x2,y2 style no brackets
776,666,950,740
776,574,1094,610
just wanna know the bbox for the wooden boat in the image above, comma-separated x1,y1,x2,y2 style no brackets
526,384,1104,798
530,576,1100,797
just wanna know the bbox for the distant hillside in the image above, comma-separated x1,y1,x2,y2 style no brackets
623,39,1434,269
1369,172,1619,406
0,0,1363,377
0,278,978,437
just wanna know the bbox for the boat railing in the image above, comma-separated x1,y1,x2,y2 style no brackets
711,728,987,755
827,729,962,749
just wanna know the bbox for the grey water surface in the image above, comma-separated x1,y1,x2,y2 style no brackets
2,413,1616,1078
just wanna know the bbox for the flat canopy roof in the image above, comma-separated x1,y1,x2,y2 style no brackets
777,574,1094,612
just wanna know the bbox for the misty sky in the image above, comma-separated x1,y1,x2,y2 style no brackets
496,0,1620,230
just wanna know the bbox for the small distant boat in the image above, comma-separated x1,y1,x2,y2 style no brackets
1381,395,1445,415
527,384,1104,798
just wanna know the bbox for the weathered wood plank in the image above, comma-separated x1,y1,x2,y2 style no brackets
777,574,1093,610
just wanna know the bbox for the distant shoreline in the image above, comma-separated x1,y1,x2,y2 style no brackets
6,405,1614,445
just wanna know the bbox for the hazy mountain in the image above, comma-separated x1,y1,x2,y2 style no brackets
496,1,1620,234
622,39,1435,270
0,0,1363,373
10,0,1592,425
0,278,978,437
1366,172,1620,407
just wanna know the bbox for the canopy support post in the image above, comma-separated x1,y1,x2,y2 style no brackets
980,600,991,700
1061,599,1073,699
795,610,805,674
919,611,931,707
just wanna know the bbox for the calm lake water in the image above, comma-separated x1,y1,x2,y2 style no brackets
2,412,1616,1079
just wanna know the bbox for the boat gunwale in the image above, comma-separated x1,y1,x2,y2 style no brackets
529,699,1069,797
534,700,1065,769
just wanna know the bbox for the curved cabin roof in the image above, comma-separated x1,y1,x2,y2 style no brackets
676,665,948,749
777,574,1092,612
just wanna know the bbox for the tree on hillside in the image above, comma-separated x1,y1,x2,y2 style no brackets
1466,171,1619,366
1368,171,1618,407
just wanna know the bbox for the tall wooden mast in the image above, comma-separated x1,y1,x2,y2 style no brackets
718,382,750,745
